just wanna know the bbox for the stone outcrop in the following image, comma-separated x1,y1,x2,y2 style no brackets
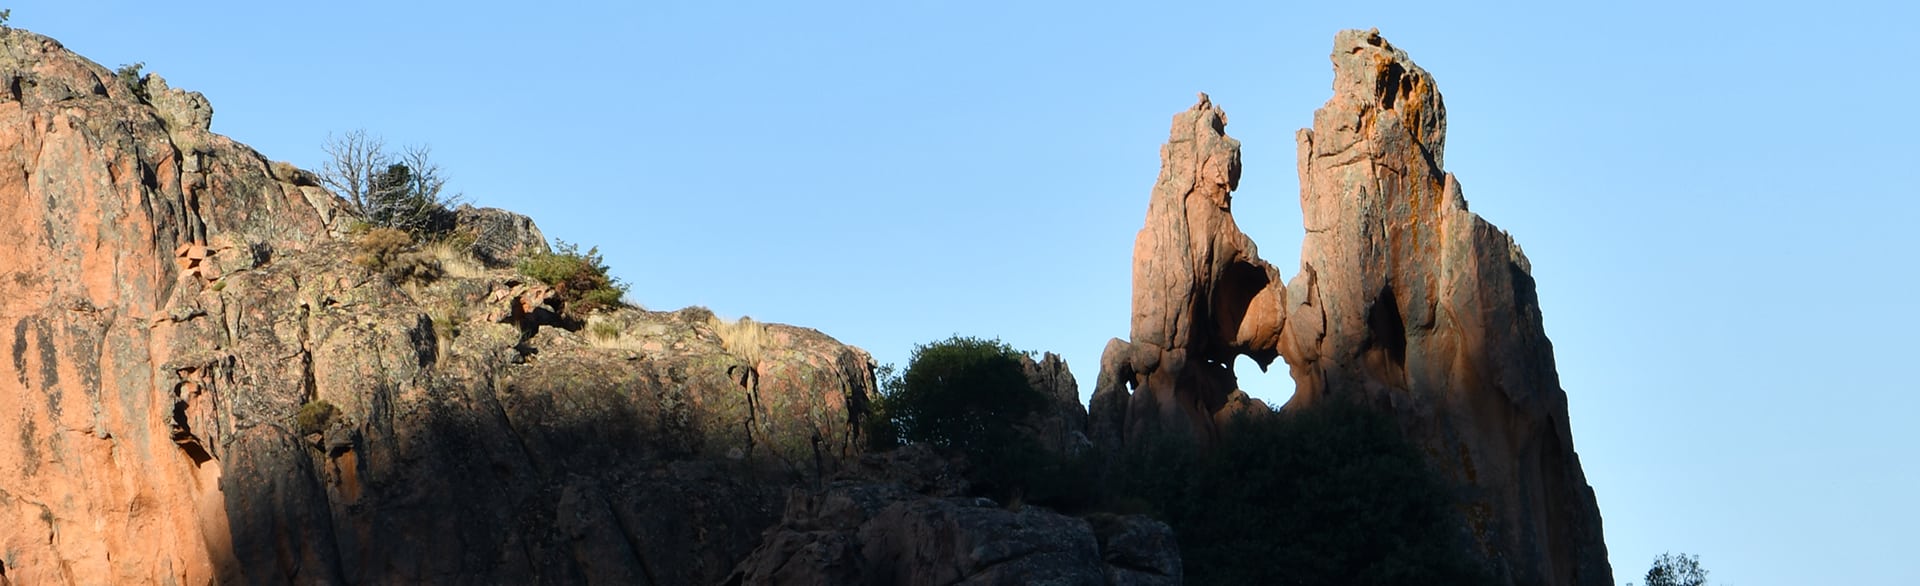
1019,352,1092,456
453,204,551,267
0,28,877,585
1091,29,1610,585
1089,93,1290,445
724,445,1181,586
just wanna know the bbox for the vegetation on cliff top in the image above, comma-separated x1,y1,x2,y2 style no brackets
1629,553,1710,586
518,240,627,319
865,336,1077,505
322,130,463,237
869,334,1494,585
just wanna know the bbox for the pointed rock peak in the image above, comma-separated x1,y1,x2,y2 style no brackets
1322,28,1447,168
1098,29,1612,586
1176,91,1230,140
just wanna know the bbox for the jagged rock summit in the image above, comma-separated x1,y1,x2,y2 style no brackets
1092,29,1612,585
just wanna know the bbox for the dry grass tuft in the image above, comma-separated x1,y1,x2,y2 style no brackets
420,234,486,279
353,227,442,283
709,315,769,366
582,314,652,353
588,317,622,341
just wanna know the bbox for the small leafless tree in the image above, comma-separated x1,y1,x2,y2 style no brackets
399,145,450,210
321,131,462,235
319,129,386,215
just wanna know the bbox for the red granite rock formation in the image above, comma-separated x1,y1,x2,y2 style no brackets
1092,29,1611,586
1090,93,1290,444
0,28,877,585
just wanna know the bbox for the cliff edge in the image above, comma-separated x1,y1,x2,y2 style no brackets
0,27,875,585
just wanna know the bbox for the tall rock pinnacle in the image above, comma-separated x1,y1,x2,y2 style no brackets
1091,92,1289,444
1093,29,1612,585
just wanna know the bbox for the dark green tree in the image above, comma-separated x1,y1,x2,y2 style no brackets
1634,553,1708,586
364,152,455,236
868,336,1049,501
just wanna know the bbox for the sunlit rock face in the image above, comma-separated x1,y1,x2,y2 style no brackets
0,27,876,585
1089,92,1289,446
1092,29,1612,586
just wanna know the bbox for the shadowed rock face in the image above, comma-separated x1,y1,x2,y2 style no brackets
1092,29,1611,586
724,445,1181,586
0,28,876,585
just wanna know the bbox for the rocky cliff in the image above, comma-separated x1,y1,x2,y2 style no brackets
0,28,881,585
1092,30,1611,585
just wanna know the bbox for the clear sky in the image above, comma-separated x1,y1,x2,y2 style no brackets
13,1,1918,584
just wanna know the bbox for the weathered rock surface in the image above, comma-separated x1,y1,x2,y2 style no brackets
1089,93,1290,445
724,445,1181,586
1092,29,1610,585
1019,352,1092,456
0,28,876,585
453,204,551,267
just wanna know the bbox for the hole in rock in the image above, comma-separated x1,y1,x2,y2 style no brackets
1366,284,1407,367
1233,354,1295,410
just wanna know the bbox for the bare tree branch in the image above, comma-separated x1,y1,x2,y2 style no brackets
319,129,386,215
399,144,456,210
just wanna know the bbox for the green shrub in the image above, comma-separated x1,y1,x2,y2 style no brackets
113,62,147,101
295,400,338,435
1634,552,1709,586
1113,401,1494,586
517,240,627,320
867,336,1055,503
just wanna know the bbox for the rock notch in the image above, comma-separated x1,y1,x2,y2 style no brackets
1091,29,1612,585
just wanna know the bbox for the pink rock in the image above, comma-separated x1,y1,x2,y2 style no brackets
1093,29,1611,586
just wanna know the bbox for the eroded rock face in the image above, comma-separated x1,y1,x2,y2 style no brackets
0,28,875,585
1092,29,1610,585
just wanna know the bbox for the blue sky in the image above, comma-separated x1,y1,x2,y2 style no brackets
14,1,1918,583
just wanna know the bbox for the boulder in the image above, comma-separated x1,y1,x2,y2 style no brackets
454,204,552,267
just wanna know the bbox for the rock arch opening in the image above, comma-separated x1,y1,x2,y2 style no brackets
1232,355,1295,409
